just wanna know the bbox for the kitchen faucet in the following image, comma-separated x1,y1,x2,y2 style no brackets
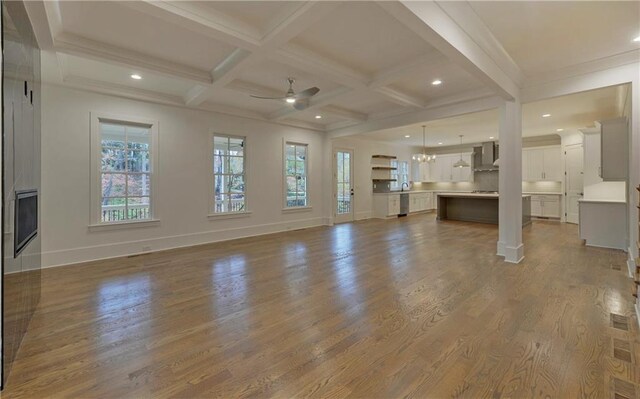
401,182,409,192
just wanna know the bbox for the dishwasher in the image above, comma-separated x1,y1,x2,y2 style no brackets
399,193,410,217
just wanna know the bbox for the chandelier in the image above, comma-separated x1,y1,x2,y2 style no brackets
412,125,436,163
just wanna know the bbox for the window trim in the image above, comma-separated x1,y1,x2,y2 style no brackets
283,139,311,210
90,112,159,227
209,132,248,216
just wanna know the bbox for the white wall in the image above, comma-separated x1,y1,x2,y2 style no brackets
330,136,414,220
41,85,328,267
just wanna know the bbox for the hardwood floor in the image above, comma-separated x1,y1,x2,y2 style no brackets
3,214,638,398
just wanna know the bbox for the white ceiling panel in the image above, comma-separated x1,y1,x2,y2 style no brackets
58,1,236,71
390,60,486,103
470,1,640,76
60,54,193,97
195,1,303,36
291,2,435,76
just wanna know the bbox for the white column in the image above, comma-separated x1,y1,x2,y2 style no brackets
497,99,524,263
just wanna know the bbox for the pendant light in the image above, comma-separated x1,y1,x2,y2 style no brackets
453,134,470,168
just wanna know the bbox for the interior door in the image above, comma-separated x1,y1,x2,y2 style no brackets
334,149,354,223
565,144,584,224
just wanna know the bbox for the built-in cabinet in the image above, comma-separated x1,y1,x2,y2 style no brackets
600,117,628,181
373,194,400,218
413,153,473,183
373,192,435,218
529,194,561,218
522,146,562,182
409,192,433,213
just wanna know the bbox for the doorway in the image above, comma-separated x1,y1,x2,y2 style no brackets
565,144,583,224
334,149,354,223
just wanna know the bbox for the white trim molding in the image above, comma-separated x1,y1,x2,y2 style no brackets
90,111,160,226
43,217,327,268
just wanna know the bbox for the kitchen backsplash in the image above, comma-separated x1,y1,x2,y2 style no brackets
414,178,562,193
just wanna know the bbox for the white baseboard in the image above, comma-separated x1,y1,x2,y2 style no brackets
355,211,371,220
42,217,327,268
504,243,525,264
496,241,505,257
628,247,636,278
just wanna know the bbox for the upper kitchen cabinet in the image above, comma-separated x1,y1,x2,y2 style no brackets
431,154,473,183
523,146,562,182
411,161,430,183
600,117,628,181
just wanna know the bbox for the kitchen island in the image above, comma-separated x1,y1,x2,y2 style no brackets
436,192,531,226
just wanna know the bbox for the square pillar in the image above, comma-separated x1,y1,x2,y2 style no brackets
497,99,524,263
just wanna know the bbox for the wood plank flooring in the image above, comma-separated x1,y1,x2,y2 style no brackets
2,214,639,398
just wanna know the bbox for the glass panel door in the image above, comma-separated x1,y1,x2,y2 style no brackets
335,149,354,223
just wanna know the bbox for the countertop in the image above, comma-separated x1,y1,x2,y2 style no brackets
523,192,562,195
436,192,531,199
373,190,444,195
578,198,627,204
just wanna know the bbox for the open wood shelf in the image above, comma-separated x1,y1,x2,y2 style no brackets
372,155,397,160
372,166,397,170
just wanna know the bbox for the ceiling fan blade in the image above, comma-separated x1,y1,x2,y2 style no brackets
295,87,319,100
250,95,287,100
293,98,310,110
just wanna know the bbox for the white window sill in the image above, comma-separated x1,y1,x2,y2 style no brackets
282,206,313,214
207,211,252,220
88,219,160,232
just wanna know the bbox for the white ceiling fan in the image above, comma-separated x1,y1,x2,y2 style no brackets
250,77,319,110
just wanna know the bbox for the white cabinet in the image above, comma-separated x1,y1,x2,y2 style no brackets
373,194,400,218
600,117,628,181
529,194,561,218
409,192,434,213
523,146,562,182
388,195,400,215
411,161,430,182
431,154,473,183
522,150,529,181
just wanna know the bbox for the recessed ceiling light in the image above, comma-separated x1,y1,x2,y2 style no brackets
315,115,322,119
556,128,564,132
489,136,495,139
438,142,443,145
404,135,411,138
431,79,442,86
130,74,142,80
286,98,296,104
542,113,551,118
633,35,640,42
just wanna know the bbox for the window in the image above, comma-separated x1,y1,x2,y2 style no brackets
284,142,308,208
213,135,246,213
391,160,409,190
99,121,153,222
91,113,158,226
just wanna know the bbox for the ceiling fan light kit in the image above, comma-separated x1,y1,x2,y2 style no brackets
250,77,319,111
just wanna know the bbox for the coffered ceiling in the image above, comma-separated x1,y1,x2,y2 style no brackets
29,1,640,136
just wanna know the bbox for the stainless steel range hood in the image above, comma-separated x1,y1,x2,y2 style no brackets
473,142,499,172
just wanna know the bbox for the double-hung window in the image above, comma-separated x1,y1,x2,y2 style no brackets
391,160,409,190
91,114,158,225
213,135,246,213
284,142,308,208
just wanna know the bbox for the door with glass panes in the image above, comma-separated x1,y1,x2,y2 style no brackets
334,149,354,223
